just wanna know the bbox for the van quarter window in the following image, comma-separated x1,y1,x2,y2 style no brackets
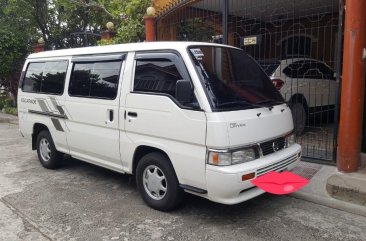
69,60,122,99
22,61,68,95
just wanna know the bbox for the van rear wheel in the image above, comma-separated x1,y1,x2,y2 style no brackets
36,130,62,169
136,153,184,211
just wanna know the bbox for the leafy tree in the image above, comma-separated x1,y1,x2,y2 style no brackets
69,0,152,44
0,29,30,103
0,0,34,102
54,0,111,48
0,0,110,99
112,0,151,43
0,0,153,100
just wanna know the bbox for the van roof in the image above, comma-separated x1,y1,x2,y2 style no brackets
27,41,232,59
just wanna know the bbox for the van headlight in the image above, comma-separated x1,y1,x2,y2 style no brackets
207,146,259,166
285,133,296,147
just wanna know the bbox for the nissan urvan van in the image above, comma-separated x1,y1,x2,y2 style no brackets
18,42,301,211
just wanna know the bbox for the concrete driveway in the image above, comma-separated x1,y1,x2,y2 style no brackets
1,122,366,241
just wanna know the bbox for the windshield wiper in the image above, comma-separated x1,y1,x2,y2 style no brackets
216,100,265,109
255,99,286,105
254,99,287,111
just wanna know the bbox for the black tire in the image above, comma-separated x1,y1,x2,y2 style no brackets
36,130,63,169
136,152,184,211
291,102,307,136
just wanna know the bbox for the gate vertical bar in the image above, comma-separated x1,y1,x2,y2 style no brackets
333,0,344,162
222,0,229,44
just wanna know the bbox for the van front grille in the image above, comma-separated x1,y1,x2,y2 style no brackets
257,154,298,176
259,137,285,156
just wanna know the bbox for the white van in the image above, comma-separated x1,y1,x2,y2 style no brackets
18,42,301,211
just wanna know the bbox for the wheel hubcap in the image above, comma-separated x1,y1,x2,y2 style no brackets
39,138,51,162
143,165,167,200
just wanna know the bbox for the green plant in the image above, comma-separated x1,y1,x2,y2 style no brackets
4,98,13,107
97,38,117,46
0,96,7,110
0,96,15,110
4,107,17,116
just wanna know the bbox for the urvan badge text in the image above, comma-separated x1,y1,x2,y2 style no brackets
21,98,36,104
230,123,246,128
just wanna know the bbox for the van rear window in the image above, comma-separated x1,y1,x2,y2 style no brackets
22,61,68,95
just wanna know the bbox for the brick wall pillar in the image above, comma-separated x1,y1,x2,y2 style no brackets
145,16,156,42
337,0,366,172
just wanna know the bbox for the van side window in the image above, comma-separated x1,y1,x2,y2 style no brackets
134,57,199,109
134,58,182,97
22,61,68,94
42,61,68,94
69,60,122,99
23,63,43,93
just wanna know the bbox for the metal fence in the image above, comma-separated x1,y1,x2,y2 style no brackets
157,0,343,163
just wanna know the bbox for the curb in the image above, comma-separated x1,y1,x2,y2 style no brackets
326,173,366,207
291,191,366,217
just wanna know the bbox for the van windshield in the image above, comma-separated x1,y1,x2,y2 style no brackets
188,46,284,111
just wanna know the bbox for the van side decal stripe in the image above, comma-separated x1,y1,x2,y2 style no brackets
29,110,67,119
49,97,59,110
49,97,66,116
51,118,64,132
56,106,65,116
37,99,49,112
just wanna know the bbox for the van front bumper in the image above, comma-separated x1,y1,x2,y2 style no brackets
205,144,301,205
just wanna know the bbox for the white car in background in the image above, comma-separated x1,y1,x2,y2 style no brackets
260,58,337,135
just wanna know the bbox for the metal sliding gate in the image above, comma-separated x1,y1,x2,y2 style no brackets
157,0,343,163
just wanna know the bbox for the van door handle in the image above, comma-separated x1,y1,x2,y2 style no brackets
105,110,114,124
127,112,138,118
107,109,114,122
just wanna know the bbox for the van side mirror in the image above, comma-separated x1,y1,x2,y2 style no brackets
176,79,193,104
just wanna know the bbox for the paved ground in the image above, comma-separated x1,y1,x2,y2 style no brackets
1,122,366,241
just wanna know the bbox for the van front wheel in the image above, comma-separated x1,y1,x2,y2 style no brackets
36,130,62,169
136,153,183,211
